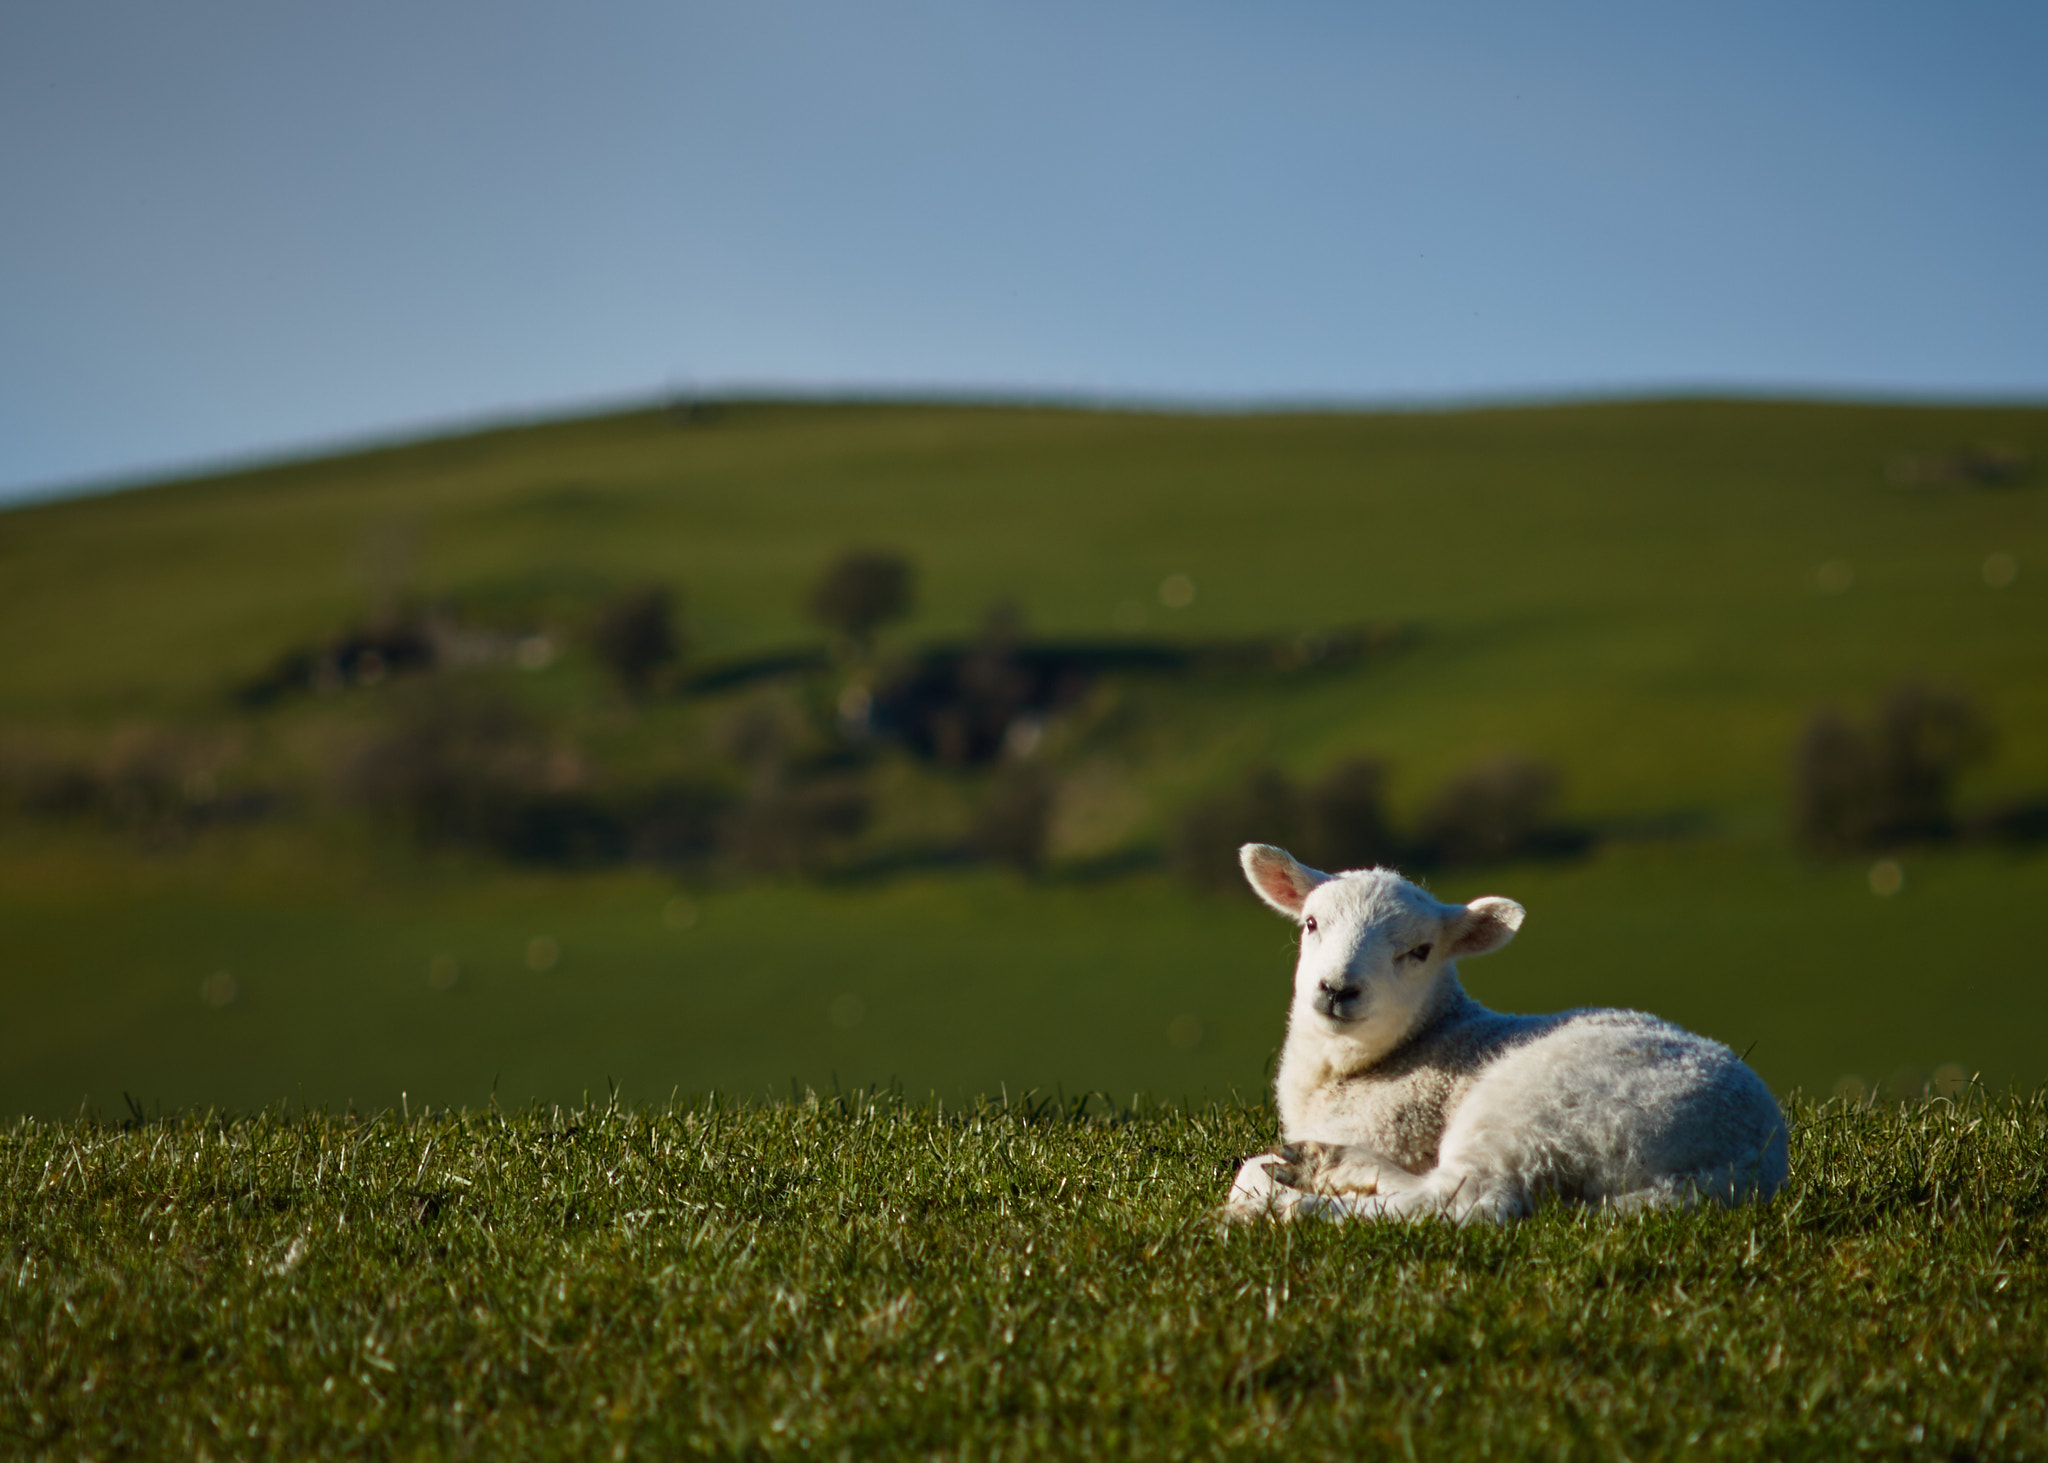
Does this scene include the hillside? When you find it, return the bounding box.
[1,398,2043,1115]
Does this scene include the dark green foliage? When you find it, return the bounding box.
[725,775,873,875]
[1792,707,1877,854]
[1297,756,1399,873]
[1869,682,1994,840]
[1171,766,1298,889]
[1794,682,1993,853]
[808,550,914,651]
[233,620,438,707]
[1176,754,1567,889]
[343,685,556,849]
[4,1094,2045,1459]
[590,585,683,695]
[342,684,729,867]
[973,766,1058,875]
[1412,755,1570,869]
[0,731,272,841]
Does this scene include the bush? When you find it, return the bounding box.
[342,689,554,850]
[1297,756,1398,873]
[808,551,914,652]
[627,781,734,865]
[1412,756,1563,868]
[0,732,268,841]
[1792,707,1882,852]
[725,775,872,875]
[973,768,1058,875]
[590,587,682,696]
[1870,681,1993,840]
[1170,767,1298,891]
[344,687,733,867]
[1793,681,1992,852]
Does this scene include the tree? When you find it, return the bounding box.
[1171,766,1299,891]
[1792,707,1879,852]
[1795,682,1992,851]
[1870,682,1992,841]
[591,586,682,695]
[1413,756,1561,868]
[808,552,914,653]
[1298,756,1398,873]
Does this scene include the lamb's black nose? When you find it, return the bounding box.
[1313,981,1361,1018]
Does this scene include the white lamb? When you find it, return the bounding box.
[1223,844,1788,1224]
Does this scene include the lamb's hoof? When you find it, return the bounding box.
[1269,1139,1342,1191]
[1220,1153,1283,1219]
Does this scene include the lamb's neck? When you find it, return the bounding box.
[1275,971,1490,1131]
[1379,973,1489,1068]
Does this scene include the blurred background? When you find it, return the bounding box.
[2,2,2043,1117]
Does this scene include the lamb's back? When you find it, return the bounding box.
[1443,1008,1789,1202]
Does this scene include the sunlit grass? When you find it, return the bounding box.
[5,1092,2044,1458]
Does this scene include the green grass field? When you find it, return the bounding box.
[1,398,2044,1116]
[5,1095,2044,1459]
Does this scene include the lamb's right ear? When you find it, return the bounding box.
[1240,844,1329,921]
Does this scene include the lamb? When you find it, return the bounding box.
[1223,844,1788,1224]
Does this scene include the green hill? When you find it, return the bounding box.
[1,398,2043,1117]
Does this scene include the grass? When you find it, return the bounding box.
[5,1092,2045,1459]
[1,397,2045,1115]
[4,835,2043,1121]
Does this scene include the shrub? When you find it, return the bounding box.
[1297,756,1398,873]
[1170,766,1298,891]
[1412,756,1562,868]
[713,692,807,773]
[1869,681,1992,840]
[590,587,683,696]
[725,775,872,875]
[627,781,735,865]
[2,732,268,841]
[808,551,914,652]
[974,768,1058,875]
[342,688,555,850]
[1792,707,1882,852]
[1792,681,1992,852]
[344,687,734,868]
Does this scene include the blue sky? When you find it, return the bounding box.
[3,1,2044,502]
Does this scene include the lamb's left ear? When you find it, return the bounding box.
[1448,896,1524,958]
[1240,844,1329,921]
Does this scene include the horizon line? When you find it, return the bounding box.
[7,377,2045,512]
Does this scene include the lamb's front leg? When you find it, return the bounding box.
[1221,1141,1421,1223]
[1222,1152,1303,1220]
[1221,1149,1360,1221]
[1292,1155,1530,1225]
[1267,1140,1414,1200]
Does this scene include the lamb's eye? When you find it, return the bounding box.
[1304,916,1318,935]
[1408,943,1433,962]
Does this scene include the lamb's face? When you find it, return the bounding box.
[1239,844,1524,1063]
[1292,873,1455,1052]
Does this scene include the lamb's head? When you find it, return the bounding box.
[1240,843,1524,1062]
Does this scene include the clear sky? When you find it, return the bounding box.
[3,1,2044,503]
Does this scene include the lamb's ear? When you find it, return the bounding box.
[1240,844,1328,921]
[1448,896,1524,958]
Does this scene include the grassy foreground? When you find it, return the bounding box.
[5,1094,2044,1460]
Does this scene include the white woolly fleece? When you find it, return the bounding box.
[1225,846,1789,1224]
